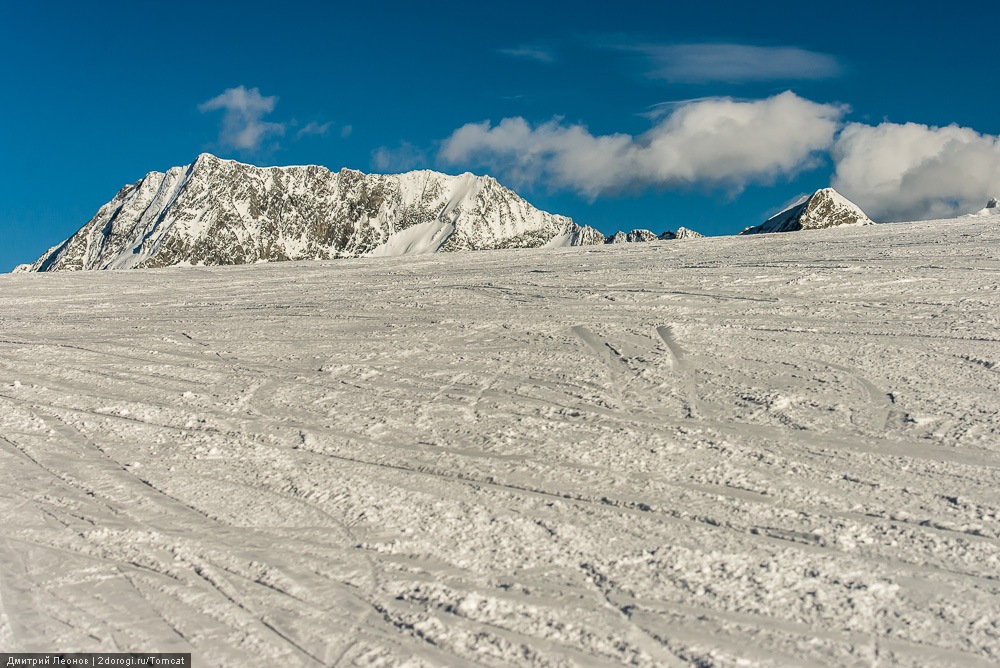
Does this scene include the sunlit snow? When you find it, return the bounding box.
[1,217,999,666]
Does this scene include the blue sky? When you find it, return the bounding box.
[2,0,998,272]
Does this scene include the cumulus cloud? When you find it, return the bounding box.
[620,43,841,83]
[439,91,846,197]
[832,122,1000,221]
[199,86,285,151]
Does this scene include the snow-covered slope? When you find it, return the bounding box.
[741,188,873,235]
[2,218,998,666]
[26,154,602,271]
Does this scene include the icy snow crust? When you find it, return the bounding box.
[2,217,1000,666]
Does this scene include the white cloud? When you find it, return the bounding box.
[832,121,1000,221]
[640,97,741,120]
[295,121,331,139]
[372,142,428,172]
[340,124,353,138]
[439,92,846,197]
[199,86,285,151]
[621,43,841,83]
[498,44,555,63]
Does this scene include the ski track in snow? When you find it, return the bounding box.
[2,218,1000,666]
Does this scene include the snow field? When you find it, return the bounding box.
[1,217,999,666]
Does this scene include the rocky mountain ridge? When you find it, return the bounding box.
[18,157,895,273]
[25,154,608,272]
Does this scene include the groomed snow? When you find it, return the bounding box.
[2,217,999,666]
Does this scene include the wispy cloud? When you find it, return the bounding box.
[640,96,750,120]
[198,86,285,152]
[618,43,842,84]
[340,124,353,138]
[440,92,846,197]
[371,142,428,172]
[295,121,331,139]
[498,44,555,63]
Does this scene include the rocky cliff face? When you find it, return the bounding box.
[27,154,603,271]
[740,188,873,235]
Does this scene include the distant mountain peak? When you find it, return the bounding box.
[968,197,1000,217]
[674,227,704,239]
[740,188,873,235]
[23,156,603,271]
[606,229,659,244]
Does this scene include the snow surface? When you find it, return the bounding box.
[2,216,1000,666]
[541,231,576,248]
[368,220,455,257]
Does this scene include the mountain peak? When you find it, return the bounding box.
[23,158,594,271]
[740,188,873,235]
[674,227,704,240]
[968,197,1000,217]
[606,229,659,244]
[191,152,237,170]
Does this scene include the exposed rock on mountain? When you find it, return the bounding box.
[674,227,703,239]
[606,229,659,244]
[26,154,603,271]
[568,226,606,246]
[969,198,1000,216]
[740,188,873,235]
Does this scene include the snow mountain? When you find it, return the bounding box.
[602,228,707,243]
[674,227,704,240]
[969,197,1000,217]
[25,154,605,271]
[740,188,873,235]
